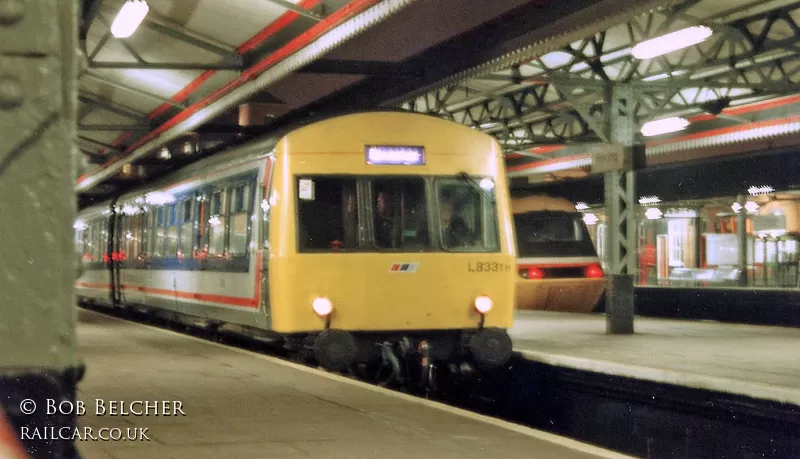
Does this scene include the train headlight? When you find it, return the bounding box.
[312,297,333,316]
[474,295,493,314]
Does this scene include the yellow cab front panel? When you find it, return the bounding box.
[266,112,516,334]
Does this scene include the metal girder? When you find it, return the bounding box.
[79,135,124,151]
[401,0,800,151]
[89,61,244,71]
[87,8,243,70]
[82,72,186,108]
[94,15,146,63]
[297,59,422,77]
[76,0,421,193]
[79,0,102,43]
[602,85,639,335]
[79,123,151,131]
[79,95,147,120]
[262,0,324,21]
[143,18,240,59]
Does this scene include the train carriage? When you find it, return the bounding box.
[75,111,516,377]
[512,194,606,313]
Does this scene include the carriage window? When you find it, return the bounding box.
[297,177,358,251]
[208,189,228,256]
[229,184,250,256]
[179,198,194,254]
[436,178,499,252]
[153,207,165,257]
[165,204,178,257]
[371,178,428,250]
[98,221,107,261]
[142,210,152,257]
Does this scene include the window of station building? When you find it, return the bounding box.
[297,177,358,252]
[179,198,195,255]
[229,183,250,256]
[371,178,429,250]
[208,189,228,256]
[436,179,499,252]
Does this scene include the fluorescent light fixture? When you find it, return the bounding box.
[631,26,713,60]
[575,202,589,211]
[641,117,690,137]
[638,196,661,205]
[111,0,150,39]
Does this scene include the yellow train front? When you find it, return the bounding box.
[268,112,516,373]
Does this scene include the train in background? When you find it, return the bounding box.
[74,111,516,388]
[511,194,606,313]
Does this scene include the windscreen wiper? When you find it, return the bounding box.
[456,171,496,203]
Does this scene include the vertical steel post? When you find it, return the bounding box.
[601,85,640,334]
[737,194,748,287]
[0,1,82,457]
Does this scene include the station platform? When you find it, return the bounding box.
[510,310,800,406]
[74,308,628,458]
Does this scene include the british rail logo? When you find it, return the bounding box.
[389,263,419,273]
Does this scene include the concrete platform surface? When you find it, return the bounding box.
[73,309,628,458]
[511,310,800,406]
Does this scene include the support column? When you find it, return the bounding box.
[737,194,748,287]
[593,85,643,335]
[0,1,82,457]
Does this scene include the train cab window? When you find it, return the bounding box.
[179,198,194,255]
[371,178,428,250]
[514,211,596,257]
[229,184,250,256]
[208,189,228,256]
[436,179,499,252]
[297,177,358,252]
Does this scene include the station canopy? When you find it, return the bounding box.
[76,0,800,204]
